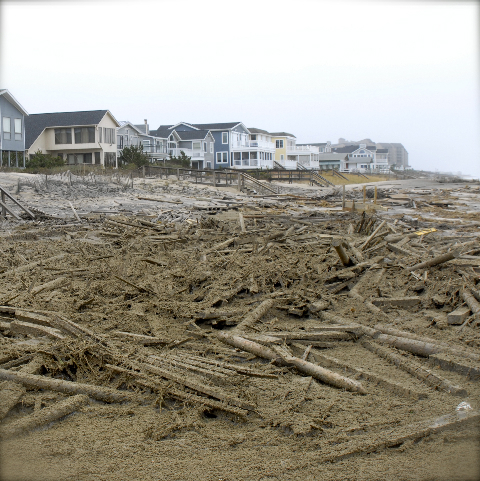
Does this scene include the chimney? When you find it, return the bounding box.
[144,119,149,135]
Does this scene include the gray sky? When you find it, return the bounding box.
[1,0,479,176]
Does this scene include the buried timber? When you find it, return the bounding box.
[0,172,479,480]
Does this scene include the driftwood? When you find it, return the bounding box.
[9,320,65,340]
[361,340,467,396]
[360,220,386,250]
[373,324,480,362]
[461,288,480,319]
[0,369,138,403]
[0,394,89,440]
[331,239,354,266]
[30,277,70,296]
[406,251,458,271]
[291,343,427,400]
[233,299,275,332]
[215,331,366,393]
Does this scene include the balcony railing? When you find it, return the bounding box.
[233,140,276,150]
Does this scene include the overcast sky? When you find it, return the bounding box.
[1,0,479,176]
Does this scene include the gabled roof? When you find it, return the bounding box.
[269,132,296,138]
[25,110,118,149]
[118,121,144,134]
[0,89,29,116]
[332,145,359,153]
[177,130,212,141]
[192,122,243,131]
[169,122,198,131]
[248,127,270,135]
[154,127,177,139]
[134,124,149,134]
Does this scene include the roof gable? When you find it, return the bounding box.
[0,89,29,116]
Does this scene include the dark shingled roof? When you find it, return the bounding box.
[332,145,359,153]
[177,130,211,141]
[155,127,176,138]
[192,122,242,130]
[377,148,389,153]
[25,110,108,149]
[248,128,270,135]
[269,132,296,138]
[308,142,327,146]
[366,146,377,151]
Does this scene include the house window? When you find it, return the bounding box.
[14,119,22,140]
[55,128,72,144]
[3,117,11,140]
[222,132,228,144]
[276,140,284,149]
[95,152,101,164]
[251,134,257,141]
[250,152,257,160]
[280,154,284,160]
[210,143,213,153]
[203,142,207,152]
[117,135,124,149]
[98,127,102,143]
[84,153,92,164]
[216,152,228,163]
[192,141,201,150]
[74,127,95,143]
[103,128,115,144]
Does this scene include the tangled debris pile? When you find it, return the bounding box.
[0,174,479,477]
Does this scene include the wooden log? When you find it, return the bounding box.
[261,331,355,342]
[0,369,137,403]
[291,344,427,400]
[406,251,458,271]
[461,288,480,319]
[320,311,378,337]
[0,394,89,440]
[30,277,70,296]
[361,340,467,396]
[68,201,82,223]
[238,212,246,232]
[9,320,65,340]
[372,324,480,362]
[113,331,169,345]
[215,331,366,393]
[205,237,236,253]
[332,239,354,266]
[360,220,386,250]
[233,299,275,332]
[14,310,52,327]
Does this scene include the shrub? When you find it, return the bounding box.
[26,150,64,169]
[119,145,149,168]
